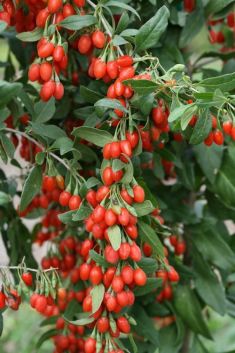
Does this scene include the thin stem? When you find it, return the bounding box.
[0,265,58,273]
[3,127,85,182]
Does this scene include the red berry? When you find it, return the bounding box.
[117,55,133,67]
[48,0,62,13]
[133,185,145,203]
[213,130,224,145]
[78,34,92,54]
[223,121,233,135]
[40,62,52,82]
[92,30,106,49]
[59,191,71,207]
[97,317,109,333]
[68,195,81,210]
[102,167,114,186]
[134,268,147,286]
[117,316,131,333]
[21,272,33,286]
[28,63,40,82]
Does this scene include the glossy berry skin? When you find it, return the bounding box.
[133,185,145,203]
[40,62,52,82]
[92,30,106,49]
[223,121,232,135]
[59,191,71,207]
[117,316,131,333]
[78,35,92,54]
[22,272,33,286]
[53,46,65,62]
[134,268,147,286]
[103,167,114,186]
[97,317,110,333]
[213,130,224,145]
[48,0,63,13]
[117,55,133,67]
[40,81,56,101]
[68,195,81,210]
[0,292,6,309]
[28,64,40,82]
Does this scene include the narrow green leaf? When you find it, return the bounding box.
[133,200,155,217]
[72,126,113,147]
[107,225,122,251]
[72,204,91,221]
[66,313,95,326]
[189,109,212,145]
[0,81,22,107]
[36,329,58,349]
[179,3,204,48]
[168,104,195,123]
[124,79,157,95]
[31,122,66,139]
[19,166,42,212]
[0,134,15,158]
[34,98,55,123]
[60,15,97,30]
[89,250,109,268]
[135,6,170,51]
[138,221,164,258]
[105,1,140,19]
[91,284,105,314]
[134,278,162,296]
[16,27,43,42]
[174,285,212,339]
[94,98,128,112]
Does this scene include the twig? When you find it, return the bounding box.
[0,265,58,273]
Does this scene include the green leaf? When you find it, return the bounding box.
[180,105,198,130]
[138,257,158,275]
[191,222,235,271]
[105,1,140,19]
[91,284,105,314]
[134,278,162,296]
[123,79,157,95]
[115,12,129,34]
[0,191,11,205]
[66,313,95,326]
[60,15,97,30]
[189,109,212,145]
[36,329,58,349]
[133,304,159,345]
[121,161,134,184]
[179,2,204,48]
[73,126,113,147]
[51,137,74,155]
[19,166,42,212]
[80,86,103,104]
[133,200,155,217]
[193,251,226,315]
[72,204,91,221]
[138,221,164,258]
[16,27,43,42]
[168,104,195,123]
[214,145,235,208]
[0,134,15,158]
[174,285,212,339]
[18,91,35,117]
[129,334,138,353]
[107,225,122,251]
[198,72,235,92]
[35,152,46,165]
[194,143,223,183]
[205,0,235,15]
[135,6,170,52]
[89,250,109,268]
[0,81,22,107]
[94,98,128,112]
[40,316,60,327]
[31,122,66,139]
[58,210,76,224]
[34,98,55,123]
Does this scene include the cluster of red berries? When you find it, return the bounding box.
[0,289,21,311]
[169,235,186,256]
[208,12,235,51]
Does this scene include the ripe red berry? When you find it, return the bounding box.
[54,82,64,100]
[117,55,133,67]
[0,292,6,309]
[213,130,224,145]
[107,61,119,79]
[40,81,56,101]
[94,59,107,79]
[112,275,124,293]
[102,167,114,186]
[59,191,71,207]
[121,265,134,285]
[168,266,180,282]
[21,272,33,286]
[105,209,117,226]
[133,185,145,203]
[78,35,92,54]
[40,62,52,82]
[68,195,81,210]
[48,0,63,13]
[117,316,131,333]
[89,266,103,285]
[28,63,40,82]
[92,30,106,49]
[97,317,110,333]
[134,268,147,286]
[223,121,232,135]
[53,45,65,62]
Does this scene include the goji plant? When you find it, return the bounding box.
[0,0,235,352]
